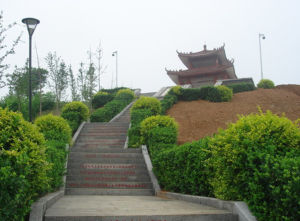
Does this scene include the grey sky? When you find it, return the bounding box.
[2,0,300,96]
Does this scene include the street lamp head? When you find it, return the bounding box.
[259,33,266,40]
[112,51,117,56]
[22,17,40,36]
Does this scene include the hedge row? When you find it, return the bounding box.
[150,110,300,221]
[0,109,73,220]
[90,89,135,122]
[161,85,233,114]
[128,97,161,148]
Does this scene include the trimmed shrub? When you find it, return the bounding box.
[92,92,114,109]
[61,101,89,133]
[130,108,154,126]
[168,86,182,96]
[0,108,50,220]
[127,125,142,148]
[100,87,128,95]
[147,127,177,149]
[257,79,275,89]
[227,83,256,93]
[90,99,129,122]
[216,85,233,102]
[115,88,135,102]
[161,94,178,115]
[35,114,72,144]
[177,88,202,101]
[45,140,67,189]
[131,96,161,115]
[199,86,222,102]
[208,110,300,220]
[152,138,212,196]
[140,115,178,146]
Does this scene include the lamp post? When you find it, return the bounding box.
[112,51,118,88]
[22,17,40,122]
[258,33,266,80]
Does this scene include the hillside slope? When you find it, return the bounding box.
[167,85,300,144]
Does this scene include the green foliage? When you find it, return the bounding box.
[0,108,50,220]
[168,86,182,96]
[92,91,114,109]
[152,138,212,196]
[61,101,89,133]
[208,110,300,220]
[160,94,178,115]
[127,125,142,148]
[147,127,177,149]
[177,88,202,101]
[257,79,275,89]
[35,114,72,144]
[177,86,222,102]
[226,83,256,93]
[90,99,130,122]
[115,88,135,102]
[199,86,222,102]
[216,85,233,102]
[100,87,128,95]
[140,115,178,146]
[45,140,67,190]
[130,108,154,126]
[131,96,161,115]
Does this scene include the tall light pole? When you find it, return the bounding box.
[22,17,40,122]
[112,51,118,88]
[259,33,266,80]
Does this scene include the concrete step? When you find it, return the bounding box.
[65,188,154,195]
[66,181,153,189]
[45,196,238,221]
[74,143,125,148]
[78,133,128,137]
[66,174,151,182]
[67,168,149,176]
[68,157,145,164]
[69,152,143,158]
[67,163,147,170]
[75,139,126,144]
[70,147,142,153]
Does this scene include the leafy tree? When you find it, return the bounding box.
[77,62,88,102]
[45,52,68,111]
[0,11,22,87]
[69,65,79,101]
[6,63,48,112]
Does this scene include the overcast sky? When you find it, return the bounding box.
[1,0,300,96]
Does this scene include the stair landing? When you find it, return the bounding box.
[45,195,237,221]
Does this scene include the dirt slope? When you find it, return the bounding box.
[167,85,300,144]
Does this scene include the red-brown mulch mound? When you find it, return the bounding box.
[167,84,300,144]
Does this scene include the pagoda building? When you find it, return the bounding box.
[166,44,237,87]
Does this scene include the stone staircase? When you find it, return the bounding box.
[44,103,239,221]
[65,107,154,196]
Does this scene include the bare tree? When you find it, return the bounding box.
[0,11,22,87]
[95,42,107,91]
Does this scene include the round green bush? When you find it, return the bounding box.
[257,79,275,89]
[115,88,135,101]
[92,92,114,109]
[0,108,50,220]
[168,86,182,96]
[140,115,178,146]
[35,114,72,144]
[216,85,233,102]
[208,110,300,220]
[61,101,89,133]
[131,96,161,115]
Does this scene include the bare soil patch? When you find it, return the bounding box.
[167,85,300,144]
